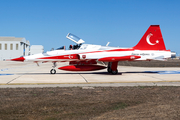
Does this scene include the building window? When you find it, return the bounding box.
[10,44,13,50]
[5,44,7,50]
[0,44,1,50]
[16,44,18,50]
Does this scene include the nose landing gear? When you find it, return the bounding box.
[50,62,57,74]
[50,69,56,74]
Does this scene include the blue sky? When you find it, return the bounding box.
[0,0,180,55]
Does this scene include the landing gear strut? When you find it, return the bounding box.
[107,68,112,73]
[107,62,119,75]
[107,62,112,73]
[50,62,57,74]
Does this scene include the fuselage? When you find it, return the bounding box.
[23,46,171,62]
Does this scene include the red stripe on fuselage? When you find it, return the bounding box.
[38,54,80,60]
[37,48,170,60]
[78,48,170,55]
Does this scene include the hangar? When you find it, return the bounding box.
[0,37,30,60]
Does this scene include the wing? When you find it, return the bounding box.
[98,55,141,62]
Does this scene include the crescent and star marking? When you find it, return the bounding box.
[146,33,159,45]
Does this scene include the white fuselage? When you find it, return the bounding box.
[24,44,171,62]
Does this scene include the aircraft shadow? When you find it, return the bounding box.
[15,71,160,76]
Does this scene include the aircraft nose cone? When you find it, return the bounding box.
[11,57,25,62]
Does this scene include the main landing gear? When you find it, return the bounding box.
[111,69,118,75]
[108,68,118,75]
[50,62,57,74]
[107,62,119,75]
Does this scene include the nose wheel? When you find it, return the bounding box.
[50,69,56,74]
[50,62,57,74]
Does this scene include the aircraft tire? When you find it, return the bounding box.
[50,69,56,74]
[107,68,112,73]
[112,70,118,75]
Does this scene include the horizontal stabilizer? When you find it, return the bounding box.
[153,56,166,61]
[98,55,141,62]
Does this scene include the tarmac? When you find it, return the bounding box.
[1,61,180,88]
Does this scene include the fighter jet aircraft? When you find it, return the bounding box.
[10,25,173,74]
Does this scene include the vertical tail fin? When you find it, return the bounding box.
[133,25,166,50]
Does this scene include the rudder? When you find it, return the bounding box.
[133,25,166,50]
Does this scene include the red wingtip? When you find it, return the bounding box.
[11,57,25,62]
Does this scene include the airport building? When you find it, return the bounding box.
[0,37,30,60]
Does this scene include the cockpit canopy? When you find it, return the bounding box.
[66,33,85,45]
[54,33,118,51]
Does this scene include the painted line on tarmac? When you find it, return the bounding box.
[0,68,9,71]
[1,82,180,88]
[158,71,180,74]
[79,74,88,83]
[144,70,180,74]
[0,74,14,76]
[1,80,180,85]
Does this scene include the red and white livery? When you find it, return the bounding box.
[10,25,173,74]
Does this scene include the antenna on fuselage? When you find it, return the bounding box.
[106,42,110,46]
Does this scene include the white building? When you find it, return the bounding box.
[0,37,30,60]
[30,45,44,55]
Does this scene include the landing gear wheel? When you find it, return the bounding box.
[107,68,112,73]
[112,70,118,75]
[50,69,56,74]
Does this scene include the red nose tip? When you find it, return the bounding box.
[11,57,25,62]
